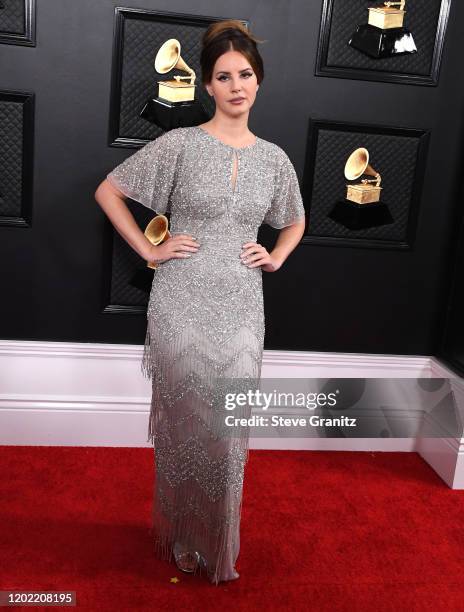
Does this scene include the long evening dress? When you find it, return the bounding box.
[106,125,305,584]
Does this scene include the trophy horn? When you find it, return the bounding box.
[144,214,171,270]
[344,147,381,187]
[154,38,196,84]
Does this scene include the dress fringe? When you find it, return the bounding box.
[148,481,245,585]
[141,316,260,584]
[141,323,157,445]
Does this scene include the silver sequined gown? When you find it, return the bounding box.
[107,125,305,584]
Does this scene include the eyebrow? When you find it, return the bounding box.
[215,68,253,75]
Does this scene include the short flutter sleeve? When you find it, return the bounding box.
[263,152,306,229]
[106,128,184,214]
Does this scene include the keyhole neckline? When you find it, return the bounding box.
[195,125,260,151]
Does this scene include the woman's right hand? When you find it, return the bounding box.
[146,233,200,265]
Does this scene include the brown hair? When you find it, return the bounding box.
[200,20,265,86]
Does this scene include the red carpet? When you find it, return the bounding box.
[0,446,463,610]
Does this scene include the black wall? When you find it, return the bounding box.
[1,0,463,363]
[438,168,464,375]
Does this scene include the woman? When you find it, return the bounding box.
[95,20,306,585]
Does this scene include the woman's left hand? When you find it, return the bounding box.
[240,242,282,273]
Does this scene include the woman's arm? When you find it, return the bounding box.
[241,216,306,273]
[268,218,306,270]
[95,179,154,261]
[94,179,199,264]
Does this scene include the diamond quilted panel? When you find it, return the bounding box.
[117,13,216,142]
[0,99,25,217]
[325,0,445,75]
[0,0,25,35]
[109,201,152,308]
[307,125,424,243]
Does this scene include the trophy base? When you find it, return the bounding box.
[140,98,209,130]
[328,200,394,230]
[348,24,417,59]
[129,267,154,294]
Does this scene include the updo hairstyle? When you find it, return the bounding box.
[200,20,265,86]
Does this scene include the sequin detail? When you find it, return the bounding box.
[106,125,305,585]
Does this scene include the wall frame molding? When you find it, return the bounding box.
[315,0,452,86]
[0,89,34,228]
[0,0,36,46]
[107,7,246,148]
[301,118,430,250]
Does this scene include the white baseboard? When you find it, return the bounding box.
[0,340,462,488]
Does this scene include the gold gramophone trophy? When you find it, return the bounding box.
[328,147,394,230]
[155,38,196,102]
[144,213,171,270]
[140,38,208,130]
[345,147,382,204]
[129,214,171,293]
[348,0,417,59]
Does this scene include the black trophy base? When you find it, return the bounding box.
[140,98,209,131]
[348,24,417,59]
[328,200,394,230]
[130,267,154,294]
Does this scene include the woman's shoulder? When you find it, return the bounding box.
[139,127,189,159]
[151,126,189,146]
[256,136,295,170]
